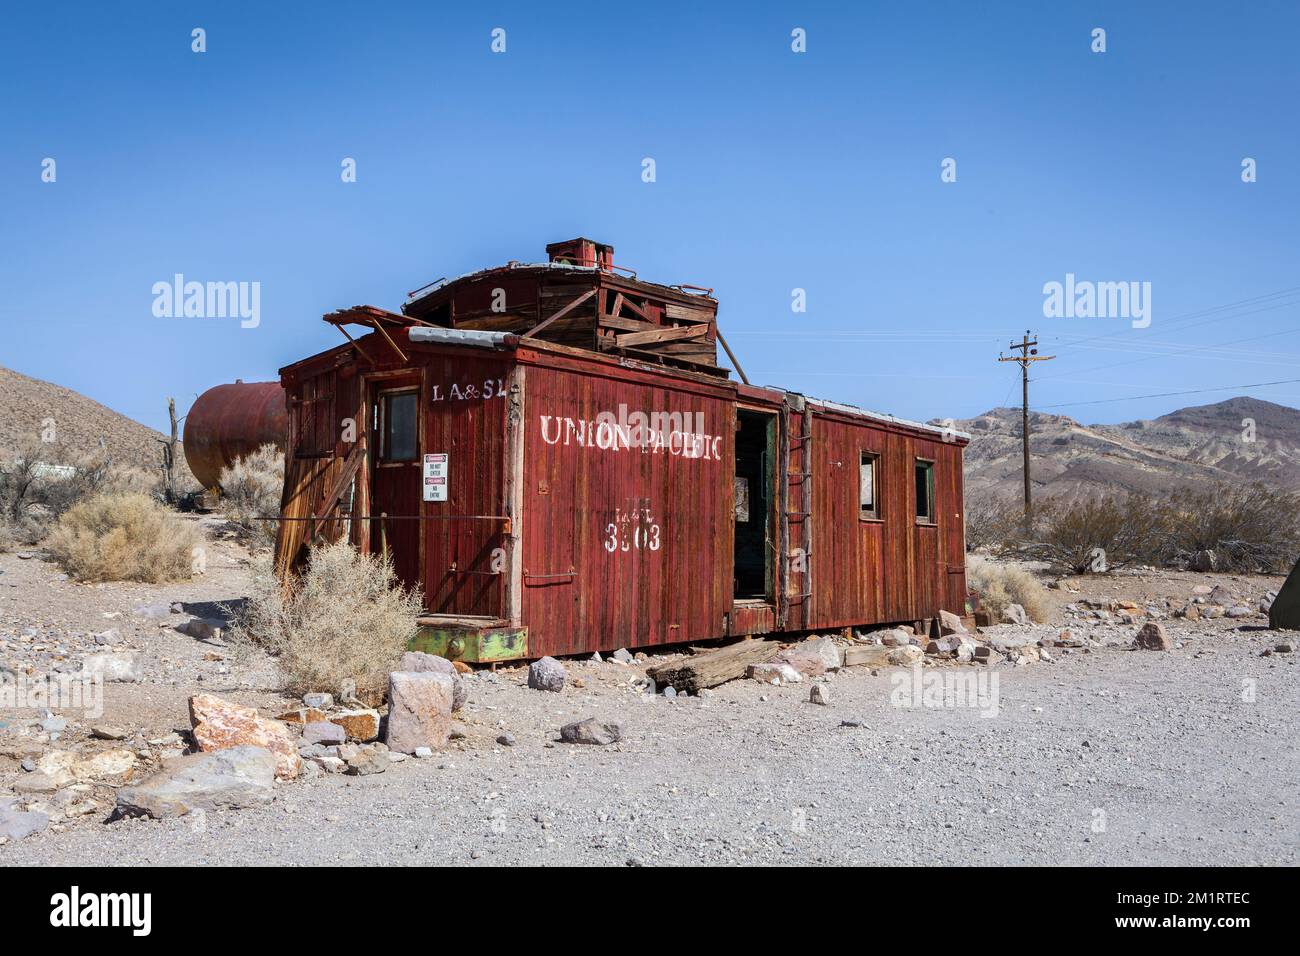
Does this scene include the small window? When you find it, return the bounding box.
[915,459,935,523]
[381,391,418,462]
[859,452,879,519]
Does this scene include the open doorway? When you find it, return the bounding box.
[734,409,776,600]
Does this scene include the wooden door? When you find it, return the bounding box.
[370,377,422,592]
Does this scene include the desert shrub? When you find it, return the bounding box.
[1027,492,1165,573]
[964,493,1024,553]
[966,555,1049,622]
[218,444,284,545]
[226,539,422,699]
[1157,482,1300,573]
[46,492,203,582]
[0,442,161,547]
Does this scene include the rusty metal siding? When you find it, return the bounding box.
[518,351,735,658]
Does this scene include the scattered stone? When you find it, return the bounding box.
[746,661,802,684]
[413,747,434,759]
[1203,605,1225,619]
[12,773,61,794]
[1191,584,1213,595]
[662,685,676,699]
[1000,604,1029,626]
[496,733,516,747]
[131,602,172,620]
[1189,550,1218,572]
[590,652,602,663]
[303,692,334,710]
[809,683,831,706]
[1208,585,1237,606]
[116,745,277,819]
[451,660,473,674]
[560,718,622,746]
[385,671,454,754]
[839,718,863,728]
[176,617,225,641]
[0,797,49,841]
[1225,605,1254,619]
[34,749,137,786]
[398,651,467,711]
[1134,622,1172,651]
[887,645,925,666]
[329,709,381,742]
[303,721,346,746]
[275,707,328,726]
[91,724,129,741]
[528,656,567,692]
[92,629,118,646]
[938,609,965,635]
[772,637,841,676]
[1275,642,1294,654]
[344,746,388,776]
[40,714,68,735]
[880,627,913,647]
[310,755,347,774]
[189,693,302,780]
[611,648,634,665]
[80,651,142,683]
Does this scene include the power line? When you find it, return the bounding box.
[1035,377,1300,410]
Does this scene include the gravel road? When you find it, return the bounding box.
[5,613,1295,866]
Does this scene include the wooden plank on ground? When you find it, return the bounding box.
[647,638,780,693]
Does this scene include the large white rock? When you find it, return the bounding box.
[397,651,466,711]
[385,671,455,754]
[116,746,278,819]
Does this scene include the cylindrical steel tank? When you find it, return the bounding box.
[183,381,288,489]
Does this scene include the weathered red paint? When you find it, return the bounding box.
[274,241,970,660]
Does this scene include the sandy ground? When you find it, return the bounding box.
[1,523,1296,866]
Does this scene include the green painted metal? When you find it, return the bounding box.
[409,625,528,663]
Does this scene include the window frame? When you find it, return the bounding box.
[859,450,881,522]
[377,388,420,464]
[914,457,936,525]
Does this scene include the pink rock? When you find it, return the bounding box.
[189,693,302,780]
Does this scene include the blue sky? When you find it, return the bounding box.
[2,1,1298,433]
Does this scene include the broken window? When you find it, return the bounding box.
[915,459,935,523]
[860,452,879,519]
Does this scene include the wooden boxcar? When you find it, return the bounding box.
[274,239,971,662]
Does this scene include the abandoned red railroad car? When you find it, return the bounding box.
[274,238,971,662]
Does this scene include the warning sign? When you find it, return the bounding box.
[423,453,448,502]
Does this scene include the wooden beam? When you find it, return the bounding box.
[312,443,366,523]
[620,297,650,321]
[715,326,750,384]
[523,287,596,339]
[615,324,709,348]
[370,318,409,363]
[333,322,376,365]
[598,313,659,333]
[646,639,780,693]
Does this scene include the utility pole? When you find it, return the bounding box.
[998,331,1054,525]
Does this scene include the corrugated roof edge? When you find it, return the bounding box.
[805,397,972,443]
[408,327,518,349]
